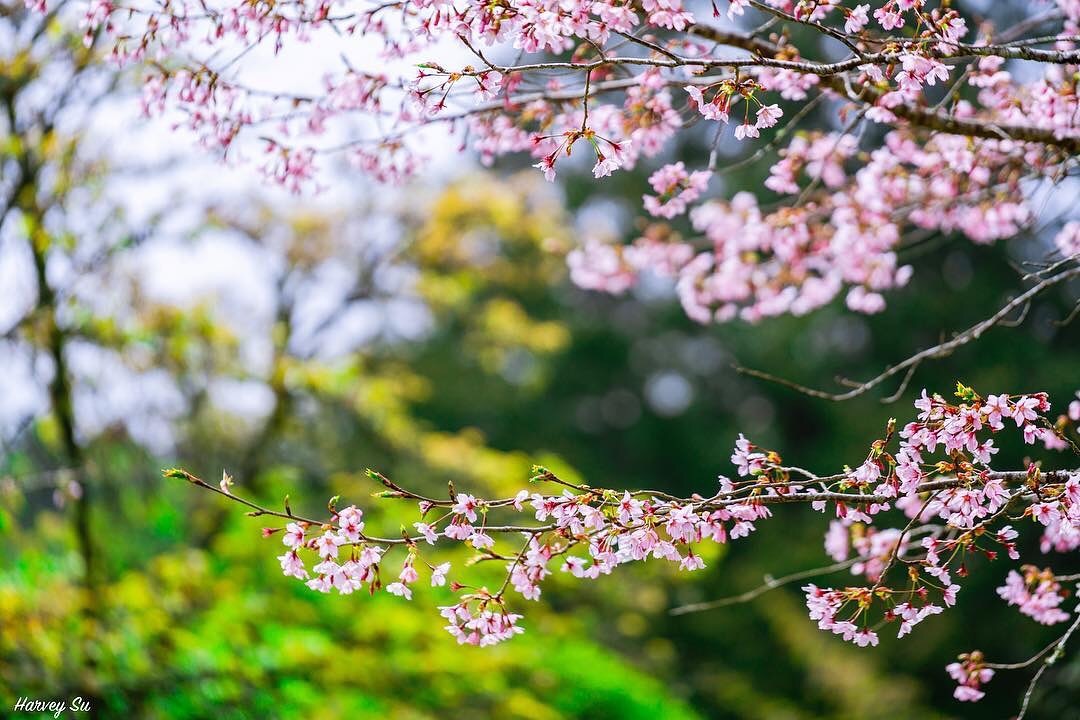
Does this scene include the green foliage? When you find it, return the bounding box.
[1,507,703,719]
[3,160,1078,720]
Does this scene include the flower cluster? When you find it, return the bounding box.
[799,387,1080,661]
[643,162,711,219]
[177,383,1079,697]
[259,462,786,646]
[571,118,1065,323]
[996,566,1072,626]
[41,0,1080,325]
[440,597,525,646]
[946,651,995,702]
[684,82,784,141]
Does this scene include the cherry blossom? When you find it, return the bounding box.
[171,382,1080,691]
[844,4,870,33]
[47,0,1080,703]
[282,522,305,549]
[997,566,1071,625]
[42,0,1079,326]
[431,562,450,587]
[643,162,712,219]
[947,652,994,702]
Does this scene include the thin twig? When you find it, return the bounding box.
[1015,606,1080,720]
[736,264,1080,402]
[669,558,858,615]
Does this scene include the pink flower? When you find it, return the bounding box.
[734,122,760,140]
[845,4,870,33]
[306,574,333,593]
[617,491,644,524]
[533,155,556,182]
[914,389,936,418]
[431,562,450,587]
[452,493,481,522]
[314,531,343,559]
[853,629,879,647]
[444,522,474,541]
[282,522,305,549]
[824,520,849,561]
[972,439,998,466]
[694,94,730,123]
[684,85,705,106]
[414,522,439,545]
[874,7,904,30]
[562,556,587,577]
[470,530,495,550]
[439,603,524,646]
[278,550,308,580]
[399,564,419,585]
[846,287,886,314]
[337,505,365,542]
[1010,396,1039,426]
[592,155,621,178]
[643,162,711,218]
[386,581,412,600]
[1031,502,1060,526]
[997,568,1070,625]
[567,239,636,294]
[754,104,783,129]
[730,434,767,477]
[947,655,994,702]
[983,394,1010,429]
[1065,476,1080,505]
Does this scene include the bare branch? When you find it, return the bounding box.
[736,263,1080,402]
[1015,607,1080,720]
[669,558,858,615]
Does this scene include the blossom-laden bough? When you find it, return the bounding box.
[171,384,1080,714]
[38,0,1080,325]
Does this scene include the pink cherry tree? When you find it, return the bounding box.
[54,0,1080,324]
[170,382,1080,714]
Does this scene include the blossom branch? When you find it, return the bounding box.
[169,380,1080,715]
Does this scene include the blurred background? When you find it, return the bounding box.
[1,1,1079,717]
